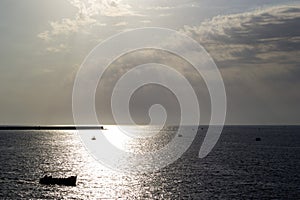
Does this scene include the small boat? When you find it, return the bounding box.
[91,136,96,140]
[255,137,261,141]
[39,175,77,186]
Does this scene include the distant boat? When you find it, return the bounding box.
[39,175,77,186]
[178,134,183,137]
[255,137,261,141]
[91,136,96,140]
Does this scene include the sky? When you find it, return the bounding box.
[0,0,299,125]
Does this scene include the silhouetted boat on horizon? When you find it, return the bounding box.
[255,137,261,141]
[39,175,77,186]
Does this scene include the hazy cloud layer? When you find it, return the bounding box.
[95,4,300,124]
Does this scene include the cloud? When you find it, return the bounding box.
[46,44,68,53]
[159,13,172,17]
[145,6,176,10]
[181,5,300,64]
[55,17,96,33]
[38,0,141,42]
[37,31,51,41]
[145,3,200,11]
[114,21,128,26]
[93,4,300,93]
[69,0,141,17]
[140,20,151,24]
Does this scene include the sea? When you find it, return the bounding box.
[0,126,299,199]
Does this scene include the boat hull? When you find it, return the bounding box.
[39,175,77,186]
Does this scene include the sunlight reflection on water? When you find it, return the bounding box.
[0,126,299,199]
[30,127,186,199]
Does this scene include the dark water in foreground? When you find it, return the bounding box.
[0,126,299,199]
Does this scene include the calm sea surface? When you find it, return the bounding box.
[0,126,299,199]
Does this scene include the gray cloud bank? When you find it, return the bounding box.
[181,5,300,124]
